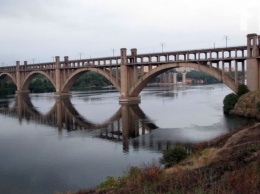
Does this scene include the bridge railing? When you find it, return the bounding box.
[0,66,16,72]
[0,45,248,72]
[20,62,56,71]
[130,46,247,65]
[59,56,121,68]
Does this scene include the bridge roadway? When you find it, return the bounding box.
[0,33,260,103]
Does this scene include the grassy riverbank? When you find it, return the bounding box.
[57,122,260,194]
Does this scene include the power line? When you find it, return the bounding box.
[223,35,230,48]
[111,49,115,57]
[160,43,165,52]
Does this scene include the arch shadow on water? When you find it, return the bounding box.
[0,94,158,152]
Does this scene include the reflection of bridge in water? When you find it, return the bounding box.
[0,94,170,152]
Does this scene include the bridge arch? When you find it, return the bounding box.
[129,62,237,97]
[21,71,56,92]
[61,67,121,93]
[0,73,17,86]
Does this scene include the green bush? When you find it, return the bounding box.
[160,145,188,168]
[236,84,250,98]
[97,176,119,190]
[223,93,239,114]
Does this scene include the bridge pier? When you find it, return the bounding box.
[247,34,260,91]
[119,96,141,104]
[16,90,30,95]
[54,92,70,98]
[173,72,177,84]
[119,48,141,104]
[182,72,187,84]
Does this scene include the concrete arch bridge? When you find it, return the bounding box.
[0,33,260,103]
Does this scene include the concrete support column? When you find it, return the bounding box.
[182,72,187,85]
[141,65,144,75]
[16,61,21,91]
[55,56,69,97]
[168,72,171,83]
[119,48,140,104]
[64,56,69,67]
[109,67,113,78]
[148,65,152,72]
[242,61,245,84]
[173,72,177,84]
[133,66,138,83]
[131,48,137,63]
[222,61,225,82]
[246,33,260,90]
[116,66,119,84]
[209,61,212,69]
[235,60,238,86]
[55,56,61,94]
[120,48,128,99]
[15,61,29,94]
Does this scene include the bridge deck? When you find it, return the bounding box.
[0,45,247,72]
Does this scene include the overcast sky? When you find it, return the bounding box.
[0,0,259,65]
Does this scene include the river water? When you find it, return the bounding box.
[0,84,253,194]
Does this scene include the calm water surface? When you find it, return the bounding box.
[0,84,253,194]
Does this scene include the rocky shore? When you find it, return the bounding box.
[230,90,260,119]
[57,121,260,194]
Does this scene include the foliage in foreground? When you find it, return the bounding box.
[57,123,260,194]
[93,126,260,194]
[223,93,239,113]
[236,84,250,98]
[94,159,260,194]
[223,84,249,114]
[160,145,188,168]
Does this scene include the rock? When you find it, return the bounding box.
[230,90,260,119]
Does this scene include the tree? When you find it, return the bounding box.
[223,93,239,114]
[236,84,249,98]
